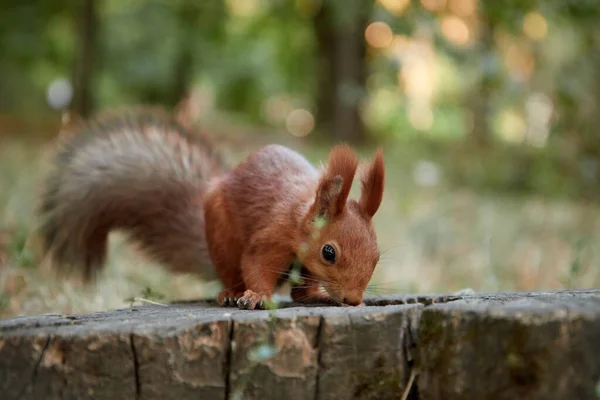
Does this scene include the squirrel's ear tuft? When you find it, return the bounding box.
[313,175,343,218]
[324,144,359,214]
[359,149,385,219]
[308,144,358,220]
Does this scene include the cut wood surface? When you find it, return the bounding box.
[1,290,599,400]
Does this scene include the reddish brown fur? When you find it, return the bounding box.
[204,143,385,309]
[41,104,386,310]
[320,144,359,216]
[359,149,385,218]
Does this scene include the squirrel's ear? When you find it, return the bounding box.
[309,144,358,219]
[359,149,385,219]
[313,175,344,217]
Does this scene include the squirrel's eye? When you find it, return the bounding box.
[321,244,336,264]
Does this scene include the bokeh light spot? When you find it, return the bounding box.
[523,12,548,41]
[448,0,476,17]
[378,0,411,16]
[441,15,470,46]
[504,44,535,81]
[365,22,394,49]
[286,109,315,137]
[408,105,434,131]
[46,78,73,110]
[497,108,526,143]
[420,0,446,13]
[226,0,261,18]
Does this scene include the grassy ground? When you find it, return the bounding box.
[1,122,599,318]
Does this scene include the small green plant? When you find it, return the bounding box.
[3,223,38,269]
[125,286,168,307]
[288,259,305,287]
[248,343,277,363]
[563,237,590,289]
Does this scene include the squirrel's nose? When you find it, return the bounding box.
[342,296,363,306]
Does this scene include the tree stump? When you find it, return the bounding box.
[1,290,599,400]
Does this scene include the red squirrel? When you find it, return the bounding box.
[40,106,385,310]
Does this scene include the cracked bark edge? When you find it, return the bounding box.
[227,310,321,400]
[29,335,50,398]
[224,318,235,400]
[16,335,50,399]
[402,308,420,400]
[130,334,140,399]
[313,315,325,400]
[168,294,464,309]
[362,294,464,307]
[3,290,599,400]
[314,305,421,400]
[131,320,230,400]
[0,334,50,400]
[416,296,600,400]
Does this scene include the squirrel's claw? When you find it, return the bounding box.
[236,298,251,309]
[236,290,267,310]
[218,290,243,307]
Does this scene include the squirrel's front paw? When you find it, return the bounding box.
[236,290,267,310]
[218,290,244,307]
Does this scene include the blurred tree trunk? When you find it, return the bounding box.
[466,16,495,149]
[167,2,198,107]
[314,6,335,138]
[313,0,369,144]
[574,33,600,197]
[169,49,194,107]
[72,0,97,118]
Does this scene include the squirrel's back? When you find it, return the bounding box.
[220,145,318,236]
[40,107,226,280]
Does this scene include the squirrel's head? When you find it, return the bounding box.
[297,144,385,306]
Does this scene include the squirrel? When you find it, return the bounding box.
[39,105,385,310]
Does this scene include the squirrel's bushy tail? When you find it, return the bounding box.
[39,107,226,281]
